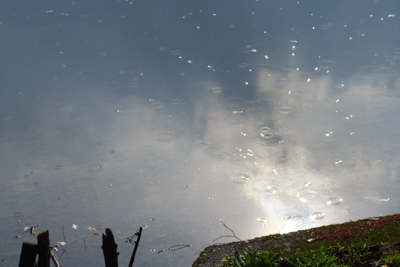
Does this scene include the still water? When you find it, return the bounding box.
[1,0,400,266]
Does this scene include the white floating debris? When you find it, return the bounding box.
[307,237,322,243]
[57,242,66,246]
[72,224,78,229]
[379,198,391,202]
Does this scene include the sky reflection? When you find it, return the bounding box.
[1,1,400,266]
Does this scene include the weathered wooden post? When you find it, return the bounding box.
[102,228,119,267]
[18,242,37,267]
[37,230,50,267]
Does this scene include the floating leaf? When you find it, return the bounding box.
[88,227,96,232]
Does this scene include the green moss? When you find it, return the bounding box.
[193,213,400,267]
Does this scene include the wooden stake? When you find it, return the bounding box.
[18,242,38,267]
[102,228,119,267]
[37,230,50,267]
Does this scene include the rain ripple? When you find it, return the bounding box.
[317,60,337,69]
[253,179,282,193]
[327,197,342,205]
[258,127,275,140]
[255,147,279,158]
[231,174,252,184]
[157,133,173,142]
[296,190,319,202]
[311,212,325,219]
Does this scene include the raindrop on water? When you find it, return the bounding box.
[327,197,342,205]
[318,60,337,69]
[211,87,223,94]
[259,127,274,140]
[157,133,173,142]
[311,212,325,219]
[231,174,251,184]
[255,147,278,158]
[257,217,267,223]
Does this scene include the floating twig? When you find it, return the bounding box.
[168,244,191,254]
[278,220,287,234]
[49,247,62,267]
[16,225,40,238]
[213,220,242,242]
[61,225,68,259]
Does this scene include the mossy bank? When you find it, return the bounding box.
[192,213,400,267]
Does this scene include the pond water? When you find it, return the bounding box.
[1,0,400,266]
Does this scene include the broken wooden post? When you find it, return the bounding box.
[18,242,38,267]
[102,228,119,267]
[37,230,50,267]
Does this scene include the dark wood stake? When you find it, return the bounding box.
[128,227,143,267]
[18,242,38,267]
[102,228,119,267]
[37,230,50,267]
